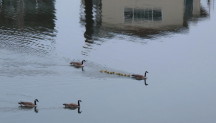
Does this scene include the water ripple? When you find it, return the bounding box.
[0,0,56,56]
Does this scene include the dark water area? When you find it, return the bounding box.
[0,0,216,123]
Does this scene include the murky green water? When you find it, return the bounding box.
[0,0,216,123]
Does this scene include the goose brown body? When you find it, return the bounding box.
[18,99,39,107]
[63,100,81,109]
[131,71,148,80]
[70,60,86,67]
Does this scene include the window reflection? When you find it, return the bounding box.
[124,8,162,23]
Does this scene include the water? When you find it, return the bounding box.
[0,0,216,123]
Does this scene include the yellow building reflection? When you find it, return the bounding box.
[82,0,208,40]
[101,0,202,29]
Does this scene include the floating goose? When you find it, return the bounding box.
[18,99,39,107]
[63,100,82,109]
[70,60,86,68]
[131,71,148,80]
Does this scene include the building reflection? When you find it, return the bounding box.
[0,0,56,54]
[81,0,208,42]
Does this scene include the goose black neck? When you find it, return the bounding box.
[34,100,37,105]
[81,60,85,64]
[144,72,147,77]
[78,100,80,106]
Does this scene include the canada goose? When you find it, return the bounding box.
[70,60,86,68]
[131,71,148,80]
[63,100,82,109]
[18,99,39,107]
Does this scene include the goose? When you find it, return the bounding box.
[131,71,148,80]
[18,99,39,107]
[70,60,86,68]
[111,72,115,74]
[63,100,82,109]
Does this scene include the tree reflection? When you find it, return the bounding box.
[84,0,94,43]
[0,0,56,54]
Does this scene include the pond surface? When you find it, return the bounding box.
[0,0,216,123]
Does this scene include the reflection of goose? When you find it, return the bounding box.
[144,79,148,86]
[63,100,82,109]
[131,71,148,80]
[18,99,39,108]
[19,106,39,113]
[78,107,82,114]
[64,107,82,114]
[70,60,86,68]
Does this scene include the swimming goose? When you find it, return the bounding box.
[70,60,86,68]
[63,100,82,109]
[131,71,148,80]
[18,99,39,107]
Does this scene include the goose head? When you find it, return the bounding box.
[81,60,86,64]
[144,71,148,77]
[34,99,39,105]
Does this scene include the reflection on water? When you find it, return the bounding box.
[0,106,38,113]
[0,0,56,55]
[81,0,102,43]
[144,79,148,86]
[81,0,208,42]
[0,0,215,123]
[64,107,82,114]
[18,106,38,113]
[0,106,83,114]
[80,0,210,56]
[0,0,211,56]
